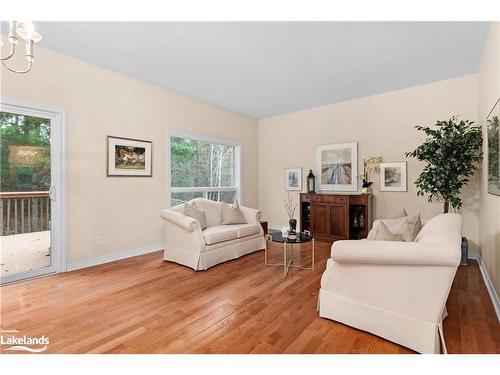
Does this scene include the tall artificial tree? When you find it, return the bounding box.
[405,117,482,213]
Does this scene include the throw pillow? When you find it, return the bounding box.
[369,217,412,241]
[221,200,247,225]
[408,213,422,241]
[372,221,400,241]
[184,202,208,230]
[391,208,408,219]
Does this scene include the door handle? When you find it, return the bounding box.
[49,185,56,201]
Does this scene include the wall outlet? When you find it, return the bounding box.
[95,235,104,245]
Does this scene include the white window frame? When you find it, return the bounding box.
[166,129,242,208]
[0,97,67,284]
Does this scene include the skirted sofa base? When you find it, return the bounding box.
[164,234,264,271]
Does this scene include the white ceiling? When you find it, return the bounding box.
[7,22,491,118]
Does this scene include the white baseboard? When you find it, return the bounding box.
[66,243,164,272]
[468,250,500,323]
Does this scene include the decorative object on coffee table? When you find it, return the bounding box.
[285,168,302,191]
[284,193,298,237]
[380,162,407,192]
[316,142,358,192]
[265,230,314,278]
[306,169,316,194]
[487,98,500,196]
[405,117,482,212]
[360,156,382,194]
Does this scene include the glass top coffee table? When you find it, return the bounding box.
[265,230,315,277]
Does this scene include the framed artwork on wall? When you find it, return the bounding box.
[106,135,153,177]
[316,142,358,192]
[380,162,407,192]
[285,168,302,191]
[487,98,500,196]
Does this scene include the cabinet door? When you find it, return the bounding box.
[311,204,330,236]
[330,204,348,239]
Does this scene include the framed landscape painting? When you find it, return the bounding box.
[285,168,302,191]
[487,98,500,196]
[380,162,407,192]
[316,142,357,192]
[106,136,153,177]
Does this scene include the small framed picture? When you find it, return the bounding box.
[285,168,302,191]
[106,136,153,177]
[380,162,407,192]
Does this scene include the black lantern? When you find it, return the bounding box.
[307,170,316,194]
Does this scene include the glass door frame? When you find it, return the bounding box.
[0,97,67,284]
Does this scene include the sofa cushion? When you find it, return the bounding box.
[202,225,239,245]
[236,223,261,238]
[221,200,247,225]
[184,202,208,230]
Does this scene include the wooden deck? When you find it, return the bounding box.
[0,230,50,276]
[0,241,499,354]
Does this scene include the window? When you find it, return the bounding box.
[167,131,241,207]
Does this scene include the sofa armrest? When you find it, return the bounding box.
[239,206,262,225]
[331,240,460,267]
[159,209,200,232]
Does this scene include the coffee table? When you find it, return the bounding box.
[265,230,315,277]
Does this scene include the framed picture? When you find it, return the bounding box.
[487,98,500,196]
[380,162,407,192]
[106,136,153,177]
[285,168,302,191]
[316,142,358,192]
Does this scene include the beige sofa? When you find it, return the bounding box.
[318,213,462,354]
[160,198,265,270]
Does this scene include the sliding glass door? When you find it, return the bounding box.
[0,99,66,284]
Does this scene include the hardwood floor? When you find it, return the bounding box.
[1,241,499,354]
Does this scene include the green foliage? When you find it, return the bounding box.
[405,117,482,213]
[0,112,51,192]
[170,136,235,204]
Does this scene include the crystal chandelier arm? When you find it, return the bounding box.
[1,59,32,74]
[0,43,16,61]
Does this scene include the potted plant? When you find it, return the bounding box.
[405,117,482,213]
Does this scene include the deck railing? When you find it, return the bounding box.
[0,191,50,236]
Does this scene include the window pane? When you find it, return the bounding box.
[170,136,235,188]
[1,112,51,193]
[171,191,205,206]
[206,190,236,204]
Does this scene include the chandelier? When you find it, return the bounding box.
[1,21,42,74]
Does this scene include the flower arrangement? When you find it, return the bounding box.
[360,156,382,193]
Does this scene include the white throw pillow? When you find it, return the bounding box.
[369,217,412,241]
[371,221,400,241]
[221,200,247,225]
[184,202,208,230]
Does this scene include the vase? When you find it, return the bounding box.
[289,218,297,234]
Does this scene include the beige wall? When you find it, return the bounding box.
[478,22,500,296]
[0,45,259,264]
[258,75,480,248]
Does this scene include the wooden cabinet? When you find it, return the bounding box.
[300,193,373,243]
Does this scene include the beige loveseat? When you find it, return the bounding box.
[160,198,265,270]
[318,213,462,354]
